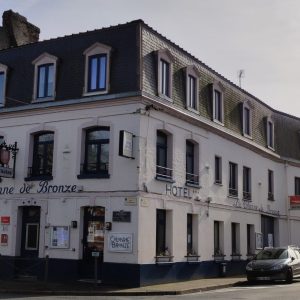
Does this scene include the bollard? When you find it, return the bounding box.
[94,255,98,287]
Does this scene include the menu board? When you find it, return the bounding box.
[50,226,70,249]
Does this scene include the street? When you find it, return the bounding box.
[1,281,300,300]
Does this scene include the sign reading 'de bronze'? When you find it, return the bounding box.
[0,181,82,195]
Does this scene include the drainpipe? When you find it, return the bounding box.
[284,161,291,245]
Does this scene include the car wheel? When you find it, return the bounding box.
[285,268,293,284]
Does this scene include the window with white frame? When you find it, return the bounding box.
[186,140,199,186]
[185,66,200,111]
[83,43,112,96]
[32,53,58,101]
[229,162,238,197]
[212,83,224,124]
[214,220,224,256]
[266,117,274,149]
[243,166,251,200]
[0,63,8,106]
[268,169,274,200]
[215,156,222,184]
[231,222,240,256]
[242,102,252,137]
[295,177,300,195]
[157,49,173,100]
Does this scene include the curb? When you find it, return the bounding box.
[0,281,245,296]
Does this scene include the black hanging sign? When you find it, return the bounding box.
[112,211,131,222]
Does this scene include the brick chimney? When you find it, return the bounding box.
[0,10,40,50]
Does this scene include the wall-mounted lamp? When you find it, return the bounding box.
[205,163,210,170]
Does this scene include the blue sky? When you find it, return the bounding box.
[2,0,300,116]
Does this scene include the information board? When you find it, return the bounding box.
[50,226,70,249]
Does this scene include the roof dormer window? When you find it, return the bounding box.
[185,65,200,112]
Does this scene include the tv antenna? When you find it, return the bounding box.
[237,69,245,88]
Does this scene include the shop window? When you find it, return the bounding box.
[156,130,173,181]
[247,224,255,256]
[78,127,110,179]
[27,131,54,180]
[32,53,58,102]
[186,140,199,186]
[214,220,224,256]
[242,102,252,137]
[187,214,198,257]
[0,63,8,106]
[231,222,240,257]
[83,43,112,96]
[243,166,251,200]
[295,177,300,195]
[268,169,274,200]
[229,162,238,197]
[215,156,222,184]
[156,209,172,259]
[156,49,173,101]
[185,65,200,111]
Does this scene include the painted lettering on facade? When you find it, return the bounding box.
[166,184,191,199]
[108,233,133,253]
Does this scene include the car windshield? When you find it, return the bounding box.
[255,249,288,260]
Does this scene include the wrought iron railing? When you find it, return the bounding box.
[228,188,238,197]
[156,165,173,180]
[80,162,109,174]
[243,191,252,201]
[268,192,274,201]
[27,166,52,177]
[186,172,199,185]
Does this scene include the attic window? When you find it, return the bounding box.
[266,117,275,150]
[83,43,112,96]
[0,64,8,107]
[242,101,253,138]
[32,53,58,102]
[185,65,200,112]
[211,82,225,125]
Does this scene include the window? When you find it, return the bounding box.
[37,64,54,98]
[295,177,300,195]
[187,214,193,255]
[229,162,238,197]
[214,221,224,256]
[79,127,110,178]
[29,132,54,179]
[215,156,222,184]
[185,66,200,111]
[156,209,169,256]
[156,130,172,180]
[83,43,112,96]
[0,63,8,106]
[266,118,274,149]
[212,83,225,124]
[231,223,240,256]
[243,166,251,200]
[32,53,58,101]
[88,54,107,92]
[268,169,274,200]
[157,49,173,100]
[186,141,199,186]
[247,224,255,255]
[242,102,252,137]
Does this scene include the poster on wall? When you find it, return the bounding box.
[255,232,263,250]
[119,130,134,159]
[108,233,133,253]
[50,226,70,249]
[0,234,8,246]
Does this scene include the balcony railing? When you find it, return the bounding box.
[186,172,199,186]
[228,188,238,197]
[268,192,274,201]
[80,162,109,174]
[27,166,52,178]
[156,165,173,180]
[243,191,252,201]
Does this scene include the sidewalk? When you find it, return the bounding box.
[0,276,246,296]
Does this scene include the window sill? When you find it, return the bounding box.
[267,145,275,151]
[32,97,55,103]
[185,182,201,189]
[158,93,173,103]
[214,182,223,186]
[155,175,175,183]
[185,255,200,262]
[77,173,110,179]
[25,175,53,181]
[213,119,224,126]
[82,90,108,97]
[186,106,199,114]
[243,133,253,140]
[155,255,174,264]
[228,194,239,199]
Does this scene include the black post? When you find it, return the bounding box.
[94,255,98,287]
[44,255,49,283]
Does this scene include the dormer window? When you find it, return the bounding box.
[266,117,274,149]
[156,49,173,101]
[0,63,8,107]
[83,43,112,96]
[211,82,225,125]
[242,101,253,138]
[32,53,58,102]
[185,66,200,112]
